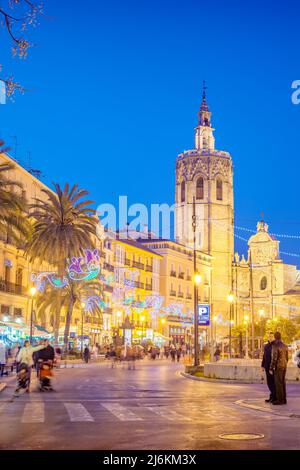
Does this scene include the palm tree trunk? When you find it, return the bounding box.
[64,296,74,351]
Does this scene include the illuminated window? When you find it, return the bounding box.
[196,177,204,200]
[216,179,223,201]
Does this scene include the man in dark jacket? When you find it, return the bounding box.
[37,340,55,362]
[261,332,276,403]
[269,332,289,405]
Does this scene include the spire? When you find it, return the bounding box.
[200,80,209,112]
[198,80,211,127]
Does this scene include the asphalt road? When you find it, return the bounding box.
[0,359,300,450]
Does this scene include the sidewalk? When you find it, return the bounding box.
[235,398,300,418]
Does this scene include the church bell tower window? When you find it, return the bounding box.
[196,177,204,200]
[216,179,223,201]
[260,276,267,290]
[181,181,185,203]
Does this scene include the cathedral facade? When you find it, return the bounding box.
[175,89,300,330]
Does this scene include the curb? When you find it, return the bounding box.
[180,371,265,385]
[234,399,300,419]
[0,383,7,393]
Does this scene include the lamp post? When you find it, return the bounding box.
[194,272,201,366]
[81,302,86,355]
[29,286,37,344]
[227,293,234,359]
[244,315,249,359]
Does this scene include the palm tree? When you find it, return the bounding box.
[35,279,103,350]
[25,183,98,340]
[0,161,29,245]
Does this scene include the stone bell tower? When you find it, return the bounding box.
[175,83,234,319]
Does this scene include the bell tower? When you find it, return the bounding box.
[175,83,234,320]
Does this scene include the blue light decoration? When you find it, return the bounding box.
[31,272,69,293]
[32,249,101,293]
[68,249,100,281]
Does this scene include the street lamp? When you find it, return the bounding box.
[29,286,37,344]
[227,293,234,359]
[81,301,86,355]
[193,272,201,367]
[244,315,249,359]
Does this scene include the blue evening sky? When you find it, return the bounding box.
[0,0,300,265]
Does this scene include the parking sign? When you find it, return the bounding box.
[198,304,210,326]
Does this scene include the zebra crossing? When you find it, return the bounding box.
[0,399,287,425]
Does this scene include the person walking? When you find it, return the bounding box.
[176,347,181,362]
[214,346,221,362]
[0,340,6,377]
[261,332,276,403]
[14,341,46,395]
[269,332,289,405]
[83,345,90,363]
[170,347,176,363]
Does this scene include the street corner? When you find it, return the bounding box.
[234,398,300,418]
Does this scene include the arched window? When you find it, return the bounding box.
[260,276,267,290]
[181,181,185,203]
[196,177,204,200]
[216,178,223,201]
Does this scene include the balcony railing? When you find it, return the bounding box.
[0,280,27,296]
[134,281,145,289]
[170,290,176,297]
[134,321,152,329]
[186,275,191,281]
[132,261,145,270]
[100,251,106,259]
[178,292,184,298]
[145,283,152,291]
[124,258,131,266]
[178,272,185,279]
[145,264,153,272]
[170,271,176,277]
[104,262,114,272]
[186,294,192,300]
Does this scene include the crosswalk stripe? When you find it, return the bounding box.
[101,403,143,421]
[64,403,94,422]
[146,406,192,421]
[21,402,44,423]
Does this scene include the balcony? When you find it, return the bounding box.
[178,272,185,280]
[100,251,106,259]
[187,275,191,281]
[186,294,192,300]
[178,292,184,298]
[132,261,145,270]
[103,262,114,272]
[0,280,27,296]
[145,264,153,272]
[124,258,131,266]
[134,281,145,289]
[170,290,176,297]
[145,283,152,291]
[170,271,176,277]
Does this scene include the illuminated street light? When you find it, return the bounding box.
[194,273,201,285]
